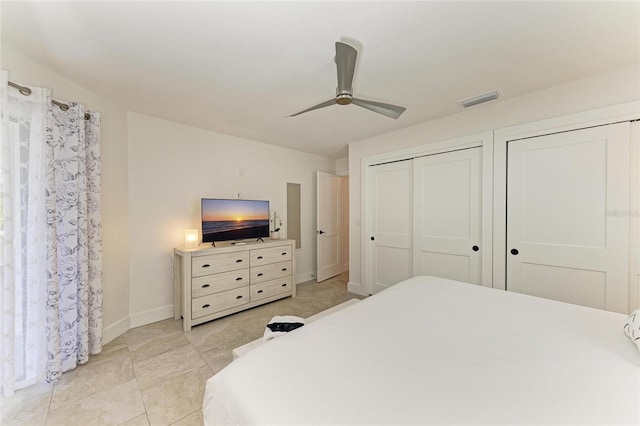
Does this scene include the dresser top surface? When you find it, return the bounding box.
[175,239,294,257]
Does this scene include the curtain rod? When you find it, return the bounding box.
[8,80,91,120]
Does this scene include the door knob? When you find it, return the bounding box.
[317,230,325,234]
[510,248,519,255]
[472,245,479,252]
[370,236,375,241]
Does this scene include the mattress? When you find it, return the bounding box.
[203,276,640,425]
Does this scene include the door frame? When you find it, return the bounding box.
[361,131,494,295]
[493,101,640,296]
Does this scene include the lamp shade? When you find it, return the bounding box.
[185,229,199,249]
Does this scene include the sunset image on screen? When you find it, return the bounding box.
[202,199,269,222]
[201,199,270,243]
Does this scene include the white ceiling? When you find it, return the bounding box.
[2,1,639,159]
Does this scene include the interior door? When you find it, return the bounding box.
[507,122,630,313]
[316,171,341,282]
[413,148,482,284]
[369,160,412,294]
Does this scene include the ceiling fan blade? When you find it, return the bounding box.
[335,41,357,94]
[352,98,406,119]
[288,99,336,118]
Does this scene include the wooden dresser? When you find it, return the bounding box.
[173,239,296,331]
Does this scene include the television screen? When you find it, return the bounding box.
[201,198,270,243]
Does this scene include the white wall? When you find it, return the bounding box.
[127,112,334,325]
[1,44,132,342]
[335,157,349,176]
[348,64,640,293]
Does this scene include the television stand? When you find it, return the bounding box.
[256,237,264,242]
[173,239,296,332]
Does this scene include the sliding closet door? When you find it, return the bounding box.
[413,148,482,284]
[369,160,412,294]
[507,122,630,313]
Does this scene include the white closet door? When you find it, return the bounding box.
[413,148,482,284]
[369,160,412,294]
[507,122,630,313]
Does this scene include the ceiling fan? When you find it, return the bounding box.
[289,41,406,119]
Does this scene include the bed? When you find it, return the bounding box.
[203,276,640,425]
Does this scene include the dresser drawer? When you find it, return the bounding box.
[192,252,249,277]
[192,287,250,319]
[250,245,292,267]
[251,261,292,284]
[192,269,250,298]
[251,276,293,301]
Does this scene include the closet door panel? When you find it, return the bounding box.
[413,148,482,284]
[369,160,413,293]
[507,122,630,313]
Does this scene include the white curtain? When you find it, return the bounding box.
[0,71,103,396]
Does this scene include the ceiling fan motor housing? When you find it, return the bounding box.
[336,90,353,105]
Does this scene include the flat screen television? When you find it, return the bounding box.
[201,198,270,244]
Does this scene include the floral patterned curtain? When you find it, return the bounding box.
[0,71,103,395]
[45,101,103,382]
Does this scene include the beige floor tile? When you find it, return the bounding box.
[0,382,53,426]
[119,413,150,426]
[125,319,183,352]
[134,344,206,390]
[170,410,203,426]
[129,332,191,364]
[101,334,129,355]
[141,365,212,426]
[45,379,145,426]
[50,347,134,410]
[199,348,233,374]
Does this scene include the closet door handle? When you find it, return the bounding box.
[472,245,479,252]
[510,248,519,255]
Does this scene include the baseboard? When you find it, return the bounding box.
[102,316,130,345]
[295,271,316,284]
[130,305,175,329]
[347,281,368,296]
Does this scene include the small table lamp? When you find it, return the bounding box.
[185,229,199,249]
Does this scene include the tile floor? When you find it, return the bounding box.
[1,273,361,426]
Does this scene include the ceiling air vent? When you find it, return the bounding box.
[458,90,500,109]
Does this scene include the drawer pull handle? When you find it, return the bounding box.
[257,256,263,259]
[235,277,243,281]
[202,284,210,288]
[257,290,264,294]
[235,259,243,263]
[281,268,287,272]
[202,304,210,308]
[281,252,287,256]
[236,295,243,300]
[257,273,264,277]
[202,264,210,268]
[281,283,287,287]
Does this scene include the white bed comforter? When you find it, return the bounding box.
[203,276,640,425]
